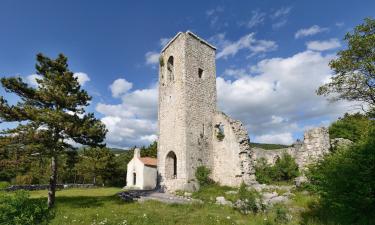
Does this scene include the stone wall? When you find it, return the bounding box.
[252,127,331,171]
[211,112,256,186]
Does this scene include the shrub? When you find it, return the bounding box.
[0,191,52,225]
[273,204,289,224]
[254,158,274,184]
[307,125,375,225]
[195,166,213,187]
[255,153,299,184]
[234,182,261,214]
[0,181,10,189]
[273,153,299,181]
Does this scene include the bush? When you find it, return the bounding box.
[195,166,213,187]
[255,153,299,184]
[0,181,10,189]
[307,126,375,225]
[329,113,371,143]
[234,182,261,214]
[0,191,52,225]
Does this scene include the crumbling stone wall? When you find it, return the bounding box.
[295,127,330,169]
[252,127,331,170]
[212,112,256,186]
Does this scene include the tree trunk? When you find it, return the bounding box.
[48,155,58,208]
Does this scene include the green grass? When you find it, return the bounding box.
[26,187,320,225]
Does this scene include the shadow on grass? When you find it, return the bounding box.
[36,193,128,209]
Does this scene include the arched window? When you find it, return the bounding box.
[167,56,174,81]
[165,151,177,179]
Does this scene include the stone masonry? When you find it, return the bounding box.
[157,31,331,192]
[252,127,331,171]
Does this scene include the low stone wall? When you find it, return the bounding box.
[4,183,95,191]
[252,127,331,171]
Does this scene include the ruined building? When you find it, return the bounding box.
[157,31,330,192]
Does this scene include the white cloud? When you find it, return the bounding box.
[160,37,170,47]
[271,7,292,19]
[215,33,277,59]
[306,38,341,51]
[26,74,42,86]
[246,11,266,28]
[96,83,158,148]
[73,72,90,86]
[145,51,160,65]
[109,78,133,98]
[253,132,294,145]
[223,68,248,78]
[272,19,287,29]
[335,22,344,27]
[295,25,328,39]
[217,50,354,143]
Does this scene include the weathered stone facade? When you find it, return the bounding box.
[252,127,331,171]
[158,31,331,192]
[158,31,255,191]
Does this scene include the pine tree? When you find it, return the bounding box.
[0,53,107,208]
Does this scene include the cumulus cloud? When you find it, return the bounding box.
[217,50,354,144]
[110,78,133,98]
[96,82,158,148]
[26,74,42,86]
[97,47,355,147]
[215,33,277,59]
[253,132,294,145]
[145,51,160,65]
[295,25,328,39]
[306,38,341,51]
[73,72,90,86]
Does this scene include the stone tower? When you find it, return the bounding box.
[157,31,217,191]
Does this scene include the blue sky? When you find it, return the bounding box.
[1,0,374,148]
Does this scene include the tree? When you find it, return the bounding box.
[0,54,107,208]
[307,126,375,224]
[140,141,157,158]
[76,147,116,185]
[317,18,375,114]
[329,112,372,142]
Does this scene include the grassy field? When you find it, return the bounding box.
[28,187,319,225]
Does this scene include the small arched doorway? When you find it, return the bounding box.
[133,172,136,185]
[165,151,177,179]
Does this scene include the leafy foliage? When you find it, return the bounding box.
[0,53,107,207]
[236,182,261,214]
[307,125,375,225]
[195,166,214,187]
[76,147,118,185]
[317,18,375,114]
[0,191,52,225]
[255,153,299,184]
[329,112,372,142]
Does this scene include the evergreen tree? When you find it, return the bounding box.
[0,53,107,208]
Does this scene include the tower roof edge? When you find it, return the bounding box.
[161,31,216,53]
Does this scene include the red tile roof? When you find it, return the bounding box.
[139,157,157,167]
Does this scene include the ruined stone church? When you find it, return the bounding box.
[157,31,330,192]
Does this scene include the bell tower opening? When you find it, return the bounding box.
[167,56,174,81]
